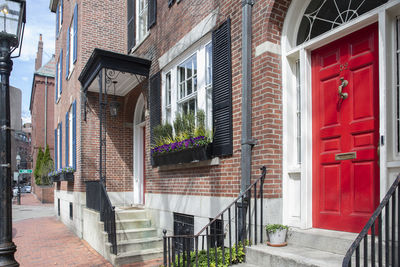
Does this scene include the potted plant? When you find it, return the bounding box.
[265,224,289,247]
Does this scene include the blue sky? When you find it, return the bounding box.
[10,0,55,123]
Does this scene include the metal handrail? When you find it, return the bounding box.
[342,174,400,266]
[85,180,117,255]
[163,166,267,266]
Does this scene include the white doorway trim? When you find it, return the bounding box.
[133,94,146,205]
[281,0,399,229]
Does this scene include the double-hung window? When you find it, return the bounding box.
[55,123,62,170]
[65,101,77,169]
[178,54,197,115]
[66,4,78,79]
[56,0,63,36]
[163,41,212,129]
[136,0,148,44]
[56,50,62,101]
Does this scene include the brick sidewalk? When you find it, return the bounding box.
[13,192,53,206]
[12,193,113,267]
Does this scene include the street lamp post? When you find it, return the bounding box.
[0,1,25,266]
[15,154,20,205]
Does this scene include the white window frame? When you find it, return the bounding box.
[57,125,61,169]
[136,0,148,45]
[57,56,62,100]
[281,0,400,229]
[161,37,212,131]
[58,2,62,34]
[165,71,172,124]
[68,106,73,167]
[68,19,74,76]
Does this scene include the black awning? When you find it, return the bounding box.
[78,48,151,93]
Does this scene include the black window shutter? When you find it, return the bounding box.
[212,18,233,157]
[127,0,135,51]
[148,0,157,30]
[149,71,161,145]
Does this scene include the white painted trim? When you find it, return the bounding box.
[158,9,218,70]
[255,41,281,57]
[133,94,145,205]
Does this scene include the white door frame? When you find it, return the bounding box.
[281,0,400,229]
[133,94,145,205]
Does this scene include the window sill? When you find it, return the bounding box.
[130,32,150,54]
[157,157,220,171]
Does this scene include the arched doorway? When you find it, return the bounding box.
[282,0,398,231]
[133,94,146,205]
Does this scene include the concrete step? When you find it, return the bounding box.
[115,209,147,220]
[116,227,158,242]
[111,237,163,254]
[288,228,356,255]
[116,218,151,230]
[246,244,344,267]
[112,247,163,266]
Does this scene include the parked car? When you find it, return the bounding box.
[24,185,31,193]
[12,187,18,197]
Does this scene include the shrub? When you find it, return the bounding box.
[163,241,247,267]
[39,145,54,185]
[34,148,44,185]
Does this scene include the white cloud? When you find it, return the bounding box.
[22,76,28,81]
[16,25,55,62]
[21,110,31,124]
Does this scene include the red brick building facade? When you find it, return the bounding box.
[30,35,56,201]
[48,0,400,264]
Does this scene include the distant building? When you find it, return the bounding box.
[9,85,21,176]
[30,34,56,202]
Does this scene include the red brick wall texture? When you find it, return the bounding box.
[53,0,292,199]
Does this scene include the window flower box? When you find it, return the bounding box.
[152,144,212,166]
[49,167,75,183]
[151,136,212,167]
[51,174,60,183]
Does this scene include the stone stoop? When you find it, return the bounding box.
[244,228,358,267]
[104,208,163,267]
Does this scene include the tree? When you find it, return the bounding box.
[39,145,54,185]
[34,148,44,185]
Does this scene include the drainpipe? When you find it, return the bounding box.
[44,76,48,146]
[239,0,255,241]
[241,0,255,193]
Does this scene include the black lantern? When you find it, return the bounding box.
[0,1,25,266]
[109,81,120,117]
[0,0,26,53]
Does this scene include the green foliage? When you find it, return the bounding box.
[265,224,289,234]
[34,145,54,185]
[39,145,54,185]
[153,123,173,146]
[153,109,213,149]
[164,241,248,267]
[34,148,44,185]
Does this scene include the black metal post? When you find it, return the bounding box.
[17,167,20,205]
[0,38,19,266]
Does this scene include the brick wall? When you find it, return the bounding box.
[131,0,292,198]
[53,0,292,199]
[31,74,55,186]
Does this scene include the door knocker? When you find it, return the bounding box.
[338,77,348,100]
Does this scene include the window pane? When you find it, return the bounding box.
[187,79,192,95]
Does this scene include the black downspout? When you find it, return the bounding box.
[239,0,255,242]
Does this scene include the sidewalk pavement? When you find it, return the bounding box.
[12,193,113,267]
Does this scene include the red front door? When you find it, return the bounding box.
[312,23,380,233]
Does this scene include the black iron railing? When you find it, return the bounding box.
[342,174,400,267]
[85,180,117,255]
[163,166,267,267]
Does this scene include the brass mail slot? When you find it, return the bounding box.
[335,152,356,161]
